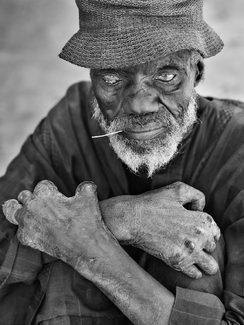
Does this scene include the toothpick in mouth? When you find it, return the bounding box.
[92,130,123,139]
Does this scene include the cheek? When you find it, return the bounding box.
[159,83,194,118]
[159,92,191,118]
[93,88,124,120]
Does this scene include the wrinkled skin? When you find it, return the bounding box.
[101,181,220,279]
[90,50,203,138]
[3,180,117,275]
[3,52,219,280]
[3,180,220,279]
[1,53,221,324]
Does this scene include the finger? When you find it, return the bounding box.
[2,199,22,225]
[185,186,205,211]
[184,239,195,254]
[213,225,221,242]
[181,265,202,279]
[75,181,97,197]
[196,252,219,275]
[173,182,205,211]
[203,213,221,243]
[75,182,101,220]
[18,190,33,205]
[204,239,217,253]
[33,180,58,197]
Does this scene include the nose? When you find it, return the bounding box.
[123,87,159,116]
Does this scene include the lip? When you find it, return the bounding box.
[123,127,165,140]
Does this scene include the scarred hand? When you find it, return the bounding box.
[101,181,220,279]
[2,180,116,274]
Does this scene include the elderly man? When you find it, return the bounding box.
[1,0,244,324]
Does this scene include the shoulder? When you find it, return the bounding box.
[198,97,244,222]
[196,96,244,151]
[194,96,244,221]
[65,81,92,103]
[199,96,244,133]
[50,81,92,118]
[197,95,244,169]
[44,81,93,136]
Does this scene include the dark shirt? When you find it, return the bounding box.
[0,82,244,324]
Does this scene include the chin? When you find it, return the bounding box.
[109,133,179,177]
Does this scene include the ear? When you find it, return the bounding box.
[194,60,205,87]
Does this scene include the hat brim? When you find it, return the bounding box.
[59,20,224,69]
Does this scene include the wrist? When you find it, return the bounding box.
[99,196,135,244]
[66,221,120,275]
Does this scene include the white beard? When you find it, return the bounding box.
[91,93,198,177]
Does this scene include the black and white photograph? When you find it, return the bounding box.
[0,1,244,324]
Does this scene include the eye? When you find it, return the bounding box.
[102,74,122,86]
[155,73,175,82]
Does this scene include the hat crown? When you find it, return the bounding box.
[76,0,203,19]
[60,0,224,69]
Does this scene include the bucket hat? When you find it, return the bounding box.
[59,0,224,69]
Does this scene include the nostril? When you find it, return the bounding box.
[124,97,160,115]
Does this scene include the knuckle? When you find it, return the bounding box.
[2,199,22,225]
[80,181,97,194]
[167,251,182,267]
[205,240,216,252]
[18,190,32,203]
[34,180,57,196]
[167,245,192,268]
[184,239,195,254]
[202,213,214,225]
[194,226,204,236]
[196,190,205,203]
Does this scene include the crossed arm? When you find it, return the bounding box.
[3,180,221,324]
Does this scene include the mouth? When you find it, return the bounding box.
[123,126,166,140]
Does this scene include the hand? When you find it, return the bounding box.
[103,182,221,279]
[3,180,116,273]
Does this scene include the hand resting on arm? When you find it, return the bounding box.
[2,180,221,324]
[3,180,220,280]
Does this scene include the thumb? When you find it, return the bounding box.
[75,181,97,197]
[2,199,22,225]
[75,182,102,221]
[170,182,206,211]
[75,181,100,207]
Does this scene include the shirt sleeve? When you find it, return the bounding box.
[0,150,42,287]
[0,81,104,289]
[170,287,226,325]
[169,190,244,325]
[0,82,98,289]
[0,110,74,287]
[0,134,58,287]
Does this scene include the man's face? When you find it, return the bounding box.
[90,50,199,176]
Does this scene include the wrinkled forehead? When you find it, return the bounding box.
[91,50,192,75]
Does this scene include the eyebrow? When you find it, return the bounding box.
[94,63,186,76]
[157,64,187,75]
[97,68,120,74]
[157,64,180,70]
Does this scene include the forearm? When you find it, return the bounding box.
[71,228,175,325]
[99,196,135,244]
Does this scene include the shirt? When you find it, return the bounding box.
[0,81,244,324]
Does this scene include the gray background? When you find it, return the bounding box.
[0,0,244,175]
